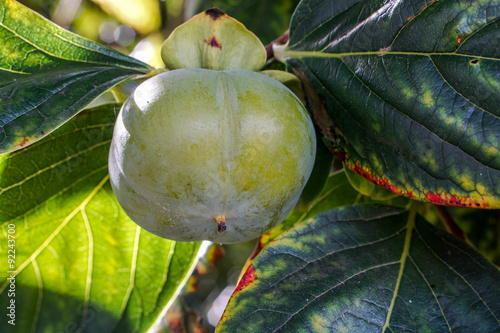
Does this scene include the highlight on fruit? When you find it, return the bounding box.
[108,9,316,244]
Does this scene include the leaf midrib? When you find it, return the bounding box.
[381,202,417,332]
[296,58,500,183]
[277,49,498,61]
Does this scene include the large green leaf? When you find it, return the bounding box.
[186,0,299,45]
[0,104,200,332]
[276,0,500,208]
[0,0,152,154]
[218,204,500,332]
[262,169,409,248]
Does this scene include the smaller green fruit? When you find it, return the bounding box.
[109,69,316,243]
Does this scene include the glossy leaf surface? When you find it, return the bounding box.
[0,104,200,332]
[277,0,500,208]
[219,204,500,332]
[261,170,409,248]
[0,0,152,154]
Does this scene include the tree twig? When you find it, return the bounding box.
[265,31,290,61]
[435,205,465,240]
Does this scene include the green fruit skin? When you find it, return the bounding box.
[109,69,316,243]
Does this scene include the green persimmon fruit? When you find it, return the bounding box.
[109,69,316,243]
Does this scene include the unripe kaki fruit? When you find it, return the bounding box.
[109,69,316,243]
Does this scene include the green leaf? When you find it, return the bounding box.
[294,137,334,211]
[186,0,299,45]
[344,165,399,201]
[218,204,500,332]
[450,207,500,266]
[261,169,409,247]
[276,0,500,208]
[0,0,152,154]
[0,104,200,332]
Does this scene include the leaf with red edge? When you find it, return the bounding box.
[276,0,500,208]
[218,204,500,332]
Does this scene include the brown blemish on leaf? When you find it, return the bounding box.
[205,8,225,20]
[457,36,462,44]
[347,160,491,208]
[204,37,222,49]
[347,161,405,197]
[233,264,256,294]
[470,59,479,65]
[185,275,198,293]
[206,244,225,266]
[166,298,209,333]
[19,138,28,147]
[407,15,415,20]
[425,191,489,208]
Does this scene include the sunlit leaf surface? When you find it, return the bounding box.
[0,104,200,332]
[0,0,152,153]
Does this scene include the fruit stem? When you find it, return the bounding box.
[216,215,227,233]
[265,31,289,61]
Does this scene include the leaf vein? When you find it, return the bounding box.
[0,175,109,294]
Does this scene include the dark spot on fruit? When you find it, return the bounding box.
[470,59,479,65]
[205,37,222,49]
[218,221,226,232]
[205,8,225,20]
[216,215,226,232]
